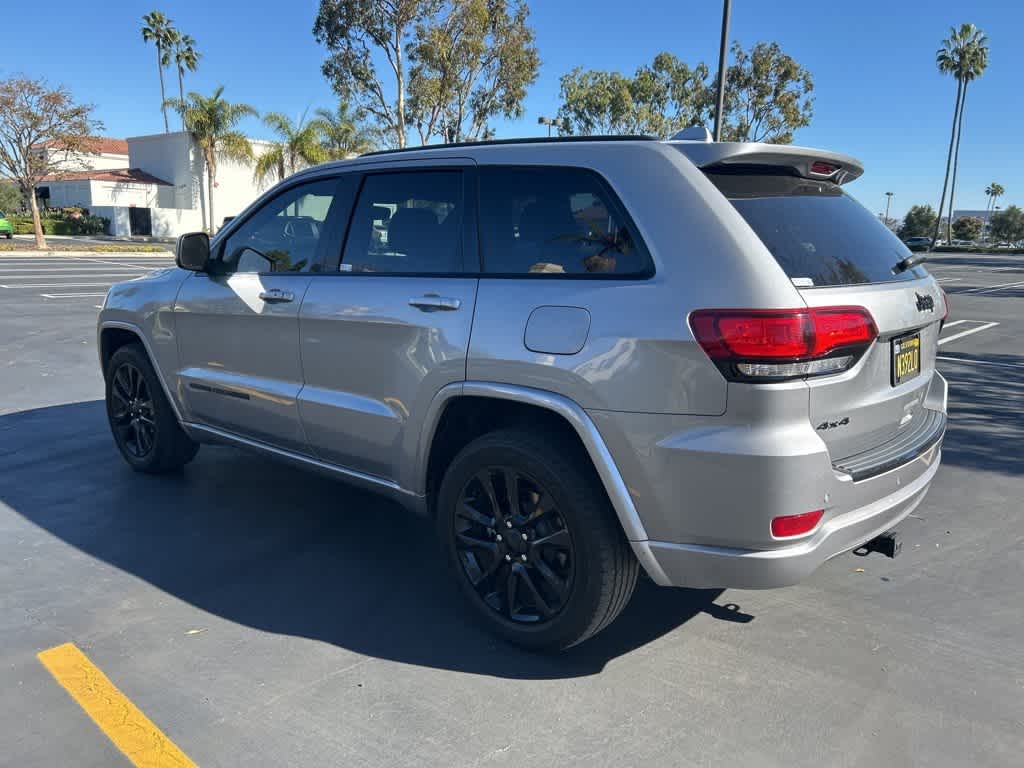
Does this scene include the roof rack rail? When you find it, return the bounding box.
[360,135,657,157]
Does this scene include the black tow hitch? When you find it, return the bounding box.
[853,530,902,559]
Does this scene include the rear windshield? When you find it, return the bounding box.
[707,170,926,287]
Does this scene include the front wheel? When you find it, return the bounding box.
[437,428,638,651]
[105,343,198,473]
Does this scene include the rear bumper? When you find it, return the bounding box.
[635,445,940,588]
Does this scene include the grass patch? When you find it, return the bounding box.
[0,241,169,253]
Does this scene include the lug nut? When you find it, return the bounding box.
[495,534,502,542]
[521,533,528,540]
[520,554,528,562]
[506,520,513,528]
[504,554,511,561]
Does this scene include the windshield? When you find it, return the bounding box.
[708,170,927,287]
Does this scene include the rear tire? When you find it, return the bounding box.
[105,343,198,473]
[438,427,638,651]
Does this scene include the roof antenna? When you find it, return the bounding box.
[669,126,713,142]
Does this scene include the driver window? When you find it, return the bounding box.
[220,178,341,274]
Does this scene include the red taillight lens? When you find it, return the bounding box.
[810,161,838,175]
[690,307,877,380]
[771,509,824,538]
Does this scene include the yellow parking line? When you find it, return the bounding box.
[36,643,197,768]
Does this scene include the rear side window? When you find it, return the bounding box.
[341,171,463,274]
[478,166,652,277]
[708,171,926,287]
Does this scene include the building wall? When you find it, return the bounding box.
[39,148,129,172]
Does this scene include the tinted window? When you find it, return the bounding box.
[221,178,342,273]
[478,166,652,276]
[709,171,926,286]
[341,171,463,273]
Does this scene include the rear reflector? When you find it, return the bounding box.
[771,509,824,538]
[690,307,877,381]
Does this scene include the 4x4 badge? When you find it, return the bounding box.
[916,292,935,312]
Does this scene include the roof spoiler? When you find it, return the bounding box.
[667,139,864,185]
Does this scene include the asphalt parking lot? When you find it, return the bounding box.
[2,251,1021,767]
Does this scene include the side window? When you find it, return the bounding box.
[220,178,342,274]
[478,166,652,277]
[341,171,463,274]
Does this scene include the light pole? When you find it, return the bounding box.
[884,192,894,224]
[537,116,559,137]
[712,0,732,141]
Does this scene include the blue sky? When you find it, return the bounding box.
[2,0,1020,217]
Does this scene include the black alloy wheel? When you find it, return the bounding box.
[108,361,157,458]
[454,467,575,624]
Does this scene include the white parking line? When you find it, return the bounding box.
[0,272,146,279]
[40,292,110,298]
[0,282,118,288]
[937,355,1024,370]
[959,279,1024,295]
[937,322,999,346]
[936,277,962,283]
[939,319,970,329]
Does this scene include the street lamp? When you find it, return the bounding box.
[537,116,560,137]
[712,0,733,141]
[884,192,894,224]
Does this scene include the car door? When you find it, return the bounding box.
[173,175,353,453]
[298,163,478,485]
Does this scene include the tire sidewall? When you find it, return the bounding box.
[437,433,611,650]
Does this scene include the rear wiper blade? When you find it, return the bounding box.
[893,252,928,273]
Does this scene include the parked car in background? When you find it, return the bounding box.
[0,211,13,239]
[97,136,948,650]
[903,236,932,251]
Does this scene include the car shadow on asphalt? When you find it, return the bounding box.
[938,353,1024,476]
[0,400,753,679]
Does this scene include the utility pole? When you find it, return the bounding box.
[712,0,732,142]
[884,192,894,224]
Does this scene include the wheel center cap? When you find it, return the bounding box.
[504,528,527,555]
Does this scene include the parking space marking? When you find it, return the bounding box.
[959,279,1024,295]
[40,292,110,298]
[935,277,962,283]
[937,355,1024,370]
[937,321,999,346]
[37,643,197,768]
[0,273,146,280]
[939,319,971,329]
[0,282,119,288]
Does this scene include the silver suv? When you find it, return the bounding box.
[98,136,947,650]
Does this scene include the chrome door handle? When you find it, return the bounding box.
[258,288,295,303]
[408,295,461,311]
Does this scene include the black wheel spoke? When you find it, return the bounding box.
[453,465,574,626]
[531,528,570,551]
[518,567,554,618]
[109,362,158,460]
[457,502,494,528]
[132,420,144,455]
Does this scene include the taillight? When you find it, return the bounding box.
[810,161,838,175]
[690,307,877,381]
[771,510,824,538]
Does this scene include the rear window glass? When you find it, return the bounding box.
[708,171,926,287]
[478,166,653,277]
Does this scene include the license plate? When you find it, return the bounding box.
[891,332,921,386]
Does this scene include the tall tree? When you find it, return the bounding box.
[172,32,202,128]
[932,23,989,248]
[898,205,938,239]
[985,181,1004,218]
[557,53,711,136]
[141,10,175,133]
[315,100,377,158]
[720,41,814,143]
[0,78,102,248]
[952,216,983,241]
[988,205,1024,244]
[314,0,442,148]
[254,111,329,184]
[164,87,256,231]
[406,0,539,144]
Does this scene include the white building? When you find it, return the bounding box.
[33,137,130,172]
[39,132,276,238]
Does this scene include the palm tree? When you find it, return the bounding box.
[164,87,257,231]
[254,111,329,185]
[932,23,989,248]
[171,33,201,129]
[985,182,1004,239]
[314,101,376,159]
[141,11,175,133]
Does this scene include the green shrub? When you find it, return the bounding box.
[10,214,108,235]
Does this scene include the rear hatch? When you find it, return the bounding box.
[705,167,944,465]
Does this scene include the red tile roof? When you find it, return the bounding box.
[40,168,172,186]
[34,137,130,156]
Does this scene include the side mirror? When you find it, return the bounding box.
[176,232,210,272]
